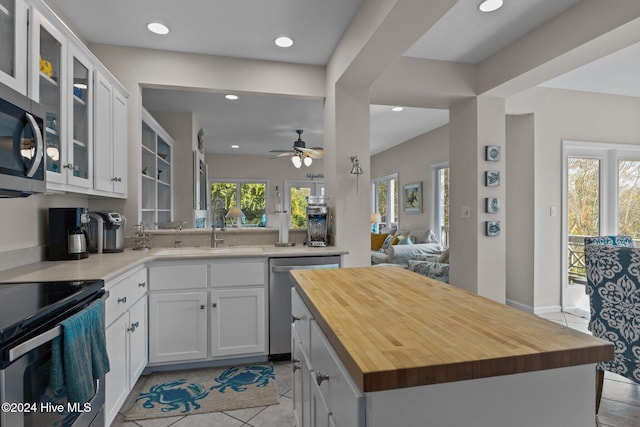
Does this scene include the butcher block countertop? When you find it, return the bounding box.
[291,266,614,393]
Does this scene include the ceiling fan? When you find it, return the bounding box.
[270,130,323,168]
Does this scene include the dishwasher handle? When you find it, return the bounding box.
[271,264,339,273]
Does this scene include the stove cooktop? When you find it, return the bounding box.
[0,279,104,347]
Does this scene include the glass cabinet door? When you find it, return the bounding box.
[0,0,27,94]
[36,18,66,184]
[68,50,92,187]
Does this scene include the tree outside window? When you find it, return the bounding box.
[211,181,266,227]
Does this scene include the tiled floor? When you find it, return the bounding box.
[113,314,639,427]
[110,361,294,427]
[538,312,640,427]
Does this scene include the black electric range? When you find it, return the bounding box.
[0,279,105,368]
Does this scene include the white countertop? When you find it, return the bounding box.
[0,245,347,283]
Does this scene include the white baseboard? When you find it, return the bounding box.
[505,300,562,315]
[505,299,534,313]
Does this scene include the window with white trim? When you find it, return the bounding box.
[372,174,398,228]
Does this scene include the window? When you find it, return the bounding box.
[210,180,267,227]
[285,181,324,228]
[432,163,449,246]
[372,174,398,227]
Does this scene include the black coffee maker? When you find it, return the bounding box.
[48,208,90,260]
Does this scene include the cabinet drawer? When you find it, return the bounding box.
[292,289,313,355]
[105,268,147,326]
[310,321,364,427]
[210,260,265,287]
[149,263,208,290]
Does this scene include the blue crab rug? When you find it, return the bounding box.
[122,364,278,420]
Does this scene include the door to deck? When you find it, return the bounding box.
[563,142,640,314]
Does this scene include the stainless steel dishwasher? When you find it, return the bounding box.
[268,255,341,360]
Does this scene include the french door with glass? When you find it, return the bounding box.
[563,141,640,312]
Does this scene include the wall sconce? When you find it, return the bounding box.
[226,206,244,227]
[350,156,364,193]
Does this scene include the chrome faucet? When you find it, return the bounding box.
[211,198,226,248]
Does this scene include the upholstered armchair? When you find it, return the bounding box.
[584,237,640,412]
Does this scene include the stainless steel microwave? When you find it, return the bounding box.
[0,84,45,197]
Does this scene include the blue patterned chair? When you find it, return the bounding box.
[584,237,640,413]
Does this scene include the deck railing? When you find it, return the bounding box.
[567,234,639,285]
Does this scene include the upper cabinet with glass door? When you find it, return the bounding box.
[66,47,93,189]
[0,0,27,95]
[29,11,67,185]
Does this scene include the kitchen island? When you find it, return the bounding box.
[291,266,613,427]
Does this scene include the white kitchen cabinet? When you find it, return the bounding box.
[310,373,332,427]
[147,258,267,365]
[211,287,265,357]
[293,329,312,427]
[148,291,208,363]
[292,289,364,427]
[93,70,127,196]
[28,9,68,185]
[0,0,27,95]
[104,267,148,427]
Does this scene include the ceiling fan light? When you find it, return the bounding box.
[304,156,313,167]
[291,155,302,168]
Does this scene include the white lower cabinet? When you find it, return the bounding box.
[148,291,208,363]
[148,259,267,365]
[211,287,265,357]
[104,267,148,427]
[292,289,364,427]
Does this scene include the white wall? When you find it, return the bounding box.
[371,124,448,231]
[505,114,535,310]
[0,193,88,257]
[507,87,640,310]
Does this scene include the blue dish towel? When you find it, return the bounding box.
[50,299,110,404]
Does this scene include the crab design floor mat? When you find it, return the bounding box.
[122,364,278,420]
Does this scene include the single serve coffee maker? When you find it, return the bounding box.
[47,207,90,260]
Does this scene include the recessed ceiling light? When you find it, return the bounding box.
[274,36,294,48]
[147,22,169,35]
[391,106,404,112]
[478,0,503,13]
[225,94,239,100]
[231,145,239,149]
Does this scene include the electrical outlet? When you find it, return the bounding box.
[461,206,471,218]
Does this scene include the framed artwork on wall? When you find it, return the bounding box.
[485,145,501,162]
[486,197,500,214]
[486,221,501,236]
[485,170,500,187]
[403,182,422,214]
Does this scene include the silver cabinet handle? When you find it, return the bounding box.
[292,315,301,323]
[117,296,127,304]
[111,177,122,182]
[127,321,140,332]
[212,303,217,308]
[316,372,330,386]
[200,304,205,310]
[292,359,301,372]
[138,282,146,288]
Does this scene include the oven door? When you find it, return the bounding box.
[0,325,105,427]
